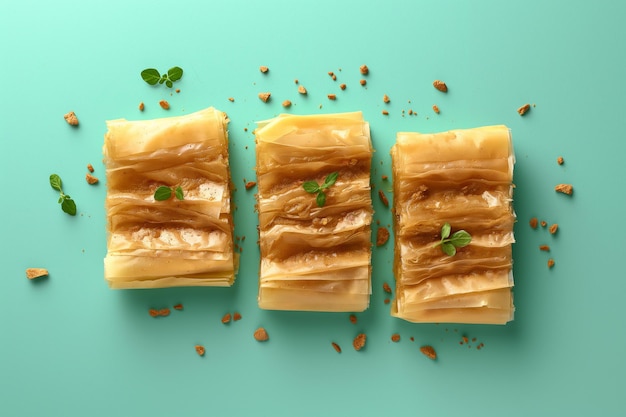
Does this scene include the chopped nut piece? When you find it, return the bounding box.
[555,183,573,195]
[228,97,235,102]
[517,103,531,116]
[331,342,342,353]
[433,80,448,92]
[159,100,170,110]
[328,71,337,80]
[175,89,180,93]
[221,313,232,324]
[353,333,366,351]
[87,163,94,173]
[173,304,183,310]
[233,312,242,321]
[85,173,99,185]
[383,282,392,293]
[259,66,269,73]
[548,258,555,269]
[327,94,337,100]
[383,94,390,103]
[245,181,257,190]
[384,298,390,304]
[381,110,389,115]
[298,85,307,95]
[410,337,415,342]
[294,79,299,84]
[25,268,48,280]
[64,111,79,126]
[432,104,440,114]
[541,220,547,227]
[378,190,389,207]
[549,224,558,234]
[258,92,271,103]
[339,83,346,90]
[359,65,369,75]
[382,175,388,180]
[557,156,564,165]
[282,100,292,108]
[138,102,145,111]
[254,327,269,342]
[539,245,550,251]
[148,309,159,317]
[359,79,367,86]
[376,227,390,246]
[420,345,437,360]
[529,217,538,229]
[349,314,357,324]
[158,308,170,317]
[195,345,205,356]
[391,333,400,342]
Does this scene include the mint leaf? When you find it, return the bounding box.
[165,80,173,88]
[322,171,338,189]
[61,197,77,216]
[175,186,184,200]
[303,181,320,194]
[49,174,62,191]
[154,186,172,201]
[450,230,471,247]
[441,222,451,240]
[141,68,161,85]
[316,192,326,207]
[441,242,456,256]
[168,66,183,82]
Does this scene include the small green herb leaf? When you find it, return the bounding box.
[435,223,472,256]
[165,80,173,88]
[441,242,456,256]
[316,192,326,207]
[303,181,320,194]
[175,186,184,200]
[154,186,172,201]
[50,174,62,191]
[141,68,161,85]
[450,230,472,247]
[441,222,451,240]
[61,196,77,216]
[158,77,166,84]
[322,171,338,189]
[167,66,183,82]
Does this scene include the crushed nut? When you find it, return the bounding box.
[555,184,573,195]
[258,92,271,103]
[391,333,400,342]
[221,313,232,324]
[149,309,159,317]
[158,308,170,317]
[359,79,367,86]
[378,190,389,206]
[63,111,79,126]
[432,104,440,114]
[382,175,388,180]
[25,268,48,280]
[549,224,558,234]
[87,164,94,173]
[381,110,389,115]
[138,102,145,111]
[349,314,357,324]
[195,345,205,356]
[233,312,242,321]
[420,345,437,360]
[327,94,337,100]
[383,282,392,293]
[282,100,292,108]
[529,217,538,229]
[383,94,390,103]
[259,66,269,73]
[159,100,170,110]
[298,85,307,95]
[245,181,257,190]
[328,71,336,80]
[541,220,548,227]
[254,327,269,342]
[228,97,235,102]
[85,173,99,185]
[539,245,550,251]
[547,258,555,269]
[517,103,531,116]
[339,83,346,90]
[173,304,183,310]
[557,156,564,165]
[384,298,390,304]
[175,89,180,93]
[331,342,342,353]
[376,226,390,246]
[359,64,369,75]
[353,333,366,351]
[433,80,448,92]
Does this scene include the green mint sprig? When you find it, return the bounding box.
[49,174,77,216]
[434,222,471,256]
[141,67,183,88]
[154,186,184,201]
[303,172,338,207]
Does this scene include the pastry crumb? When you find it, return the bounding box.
[64,111,79,126]
[245,181,257,190]
[383,94,390,103]
[529,217,538,229]
[228,97,235,102]
[331,342,342,353]
[376,227,390,246]
[517,103,531,116]
[258,92,271,103]
[353,333,366,351]
[259,66,269,73]
[87,164,94,173]
[221,313,232,324]
[349,314,357,324]
[420,345,437,360]
[298,85,307,95]
[282,100,292,108]
[254,327,269,342]
[548,258,555,269]
[540,220,547,227]
[383,282,392,293]
[555,184,573,195]
[359,65,369,75]
[138,102,145,111]
[85,173,99,185]
[384,298,390,304]
[381,110,388,115]
[359,79,367,86]
[433,80,448,92]
[557,156,564,165]
[391,333,400,342]
[432,104,440,114]
[339,83,346,90]
[195,345,205,356]
[233,312,242,321]
[159,100,170,110]
[173,304,183,310]
[539,245,550,251]
[549,224,558,234]
[25,268,48,280]
[327,94,337,100]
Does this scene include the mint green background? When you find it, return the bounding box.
[1,1,624,416]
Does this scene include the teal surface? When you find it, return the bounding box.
[1,1,625,416]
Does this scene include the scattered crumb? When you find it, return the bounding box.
[331,342,342,353]
[158,308,170,317]
[557,156,564,165]
[175,89,180,93]
[297,85,308,95]
[339,83,346,90]
[462,336,469,344]
[360,65,369,75]
[555,184,573,195]
[259,66,269,73]
[529,217,538,229]
[433,80,448,92]
[549,224,558,234]
[254,327,269,342]
[328,71,336,80]
[258,92,271,103]
[432,104,440,114]
[159,100,170,110]
[294,79,299,84]
[149,309,159,317]
[25,268,48,280]
[548,258,555,269]
[376,226,390,246]
[360,79,367,86]
[173,304,183,310]
[517,103,531,116]
[353,333,366,351]
[244,128,248,132]
[228,97,235,102]
[410,337,415,342]
[383,282,392,293]
[233,312,242,321]
[384,298,390,304]
[282,100,292,108]
[539,245,550,251]
[381,110,388,115]
[383,94,390,103]
[408,109,413,115]
[327,94,337,100]
[245,181,257,190]
[541,220,547,227]
[64,111,79,126]
[382,175,388,180]
[87,164,94,173]
[420,345,437,360]
[391,333,400,342]
[85,173,99,185]
[378,190,389,207]
[221,313,232,324]
[195,345,205,356]
[138,102,145,111]
[349,314,357,324]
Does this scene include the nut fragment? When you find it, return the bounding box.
[539,245,550,251]
[85,173,99,185]
[349,314,357,324]
[384,298,390,304]
[327,94,336,100]
[158,308,170,317]
[87,163,94,173]
[383,94,390,103]
[258,92,271,103]
[195,345,205,356]
[298,85,307,95]
[381,110,389,115]
[529,217,538,229]
[228,97,235,102]
[159,100,170,110]
[432,104,440,114]
[63,111,79,126]
[331,342,342,353]
[221,313,232,324]
[173,304,183,310]
[555,184,573,195]
[547,258,555,268]
[378,190,389,207]
[433,80,448,92]
[383,282,392,294]
[259,66,269,73]
[376,227,390,246]
[138,102,145,111]
[282,100,292,108]
[359,64,369,75]
[517,103,530,116]
[557,156,564,165]
[391,333,400,342]
[353,333,366,351]
[233,312,242,321]
[420,345,437,360]
[339,83,346,90]
[149,309,159,317]
[254,327,269,342]
[245,181,257,190]
[25,268,48,280]
[549,224,558,234]
[359,79,367,86]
